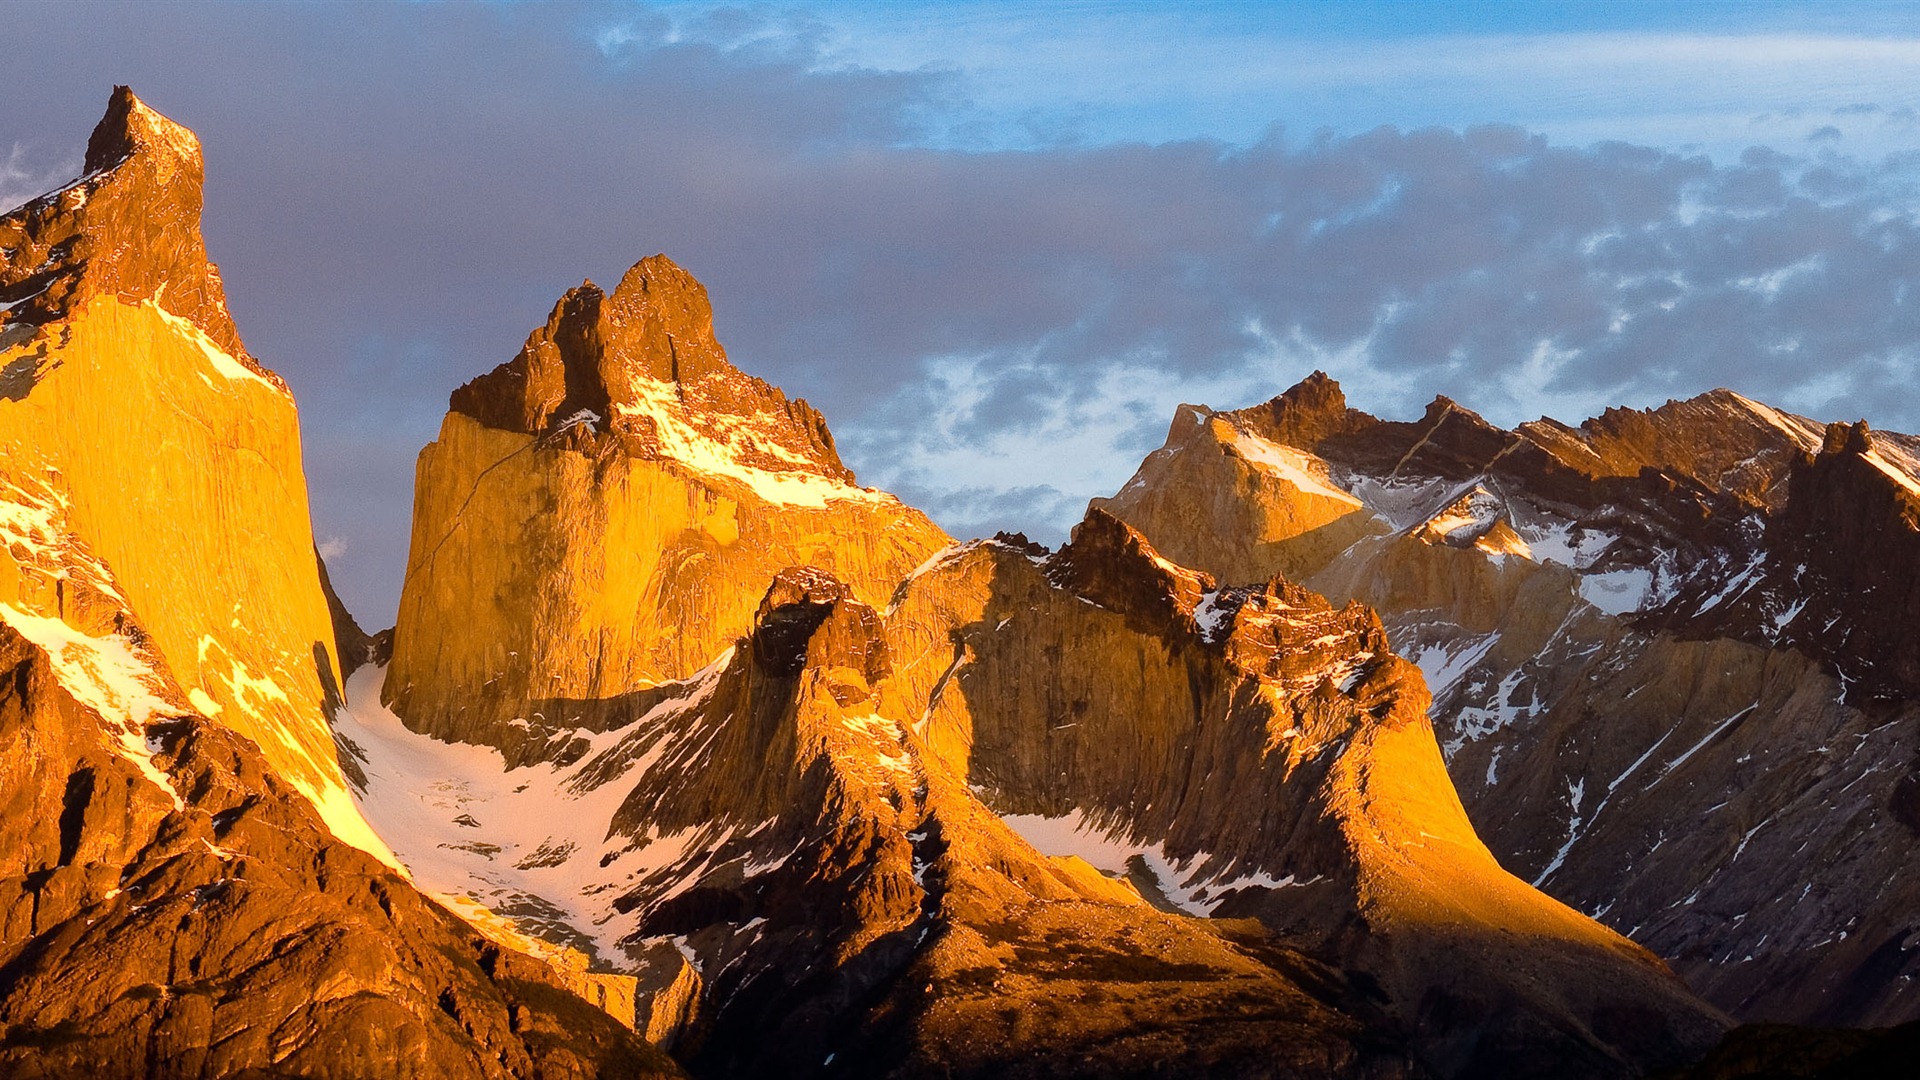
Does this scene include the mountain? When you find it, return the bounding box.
[347,262,1730,1076]
[0,88,675,1077]
[8,86,1892,1080]
[382,254,951,757]
[0,85,383,859]
[1096,372,1920,1026]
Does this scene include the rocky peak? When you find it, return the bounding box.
[1216,578,1397,697]
[84,84,202,177]
[602,254,732,386]
[1,87,259,375]
[1540,389,1826,506]
[1047,507,1215,628]
[1226,369,1376,450]
[448,254,852,483]
[1384,395,1514,480]
[449,280,616,435]
[750,567,891,687]
[1821,418,1874,456]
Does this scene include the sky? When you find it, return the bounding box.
[4,0,1920,623]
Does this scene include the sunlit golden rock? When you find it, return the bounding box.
[384,255,950,754]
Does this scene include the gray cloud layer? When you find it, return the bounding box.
[6,3,1917,619]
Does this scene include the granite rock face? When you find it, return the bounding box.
[0,613,677,1079]
[882,512,1725,1078]
[0,87,377,855]
[1098,372,1920,1026]
[384,257,950,755]
[0,90,682,1078]
[356,256,1734,1078]
[5,88,1843,1079]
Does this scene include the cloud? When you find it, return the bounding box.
[6,2,1920,615]
[318,536,349,561]
[826,123,1920,538]
[0,142,82,214]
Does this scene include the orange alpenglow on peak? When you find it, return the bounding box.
[0,88,391,861]
[1,87,268,381]
[384,254,950,747]
[448,253,852,483]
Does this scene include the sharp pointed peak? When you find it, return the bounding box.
[85,86,202,176]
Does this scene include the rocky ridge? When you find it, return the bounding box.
[1097,372,1920,1025]
[4,86,1888,1079]
[0,591,676,1078]
[346,565,1433,1078]
[880,510,1724,1077]
[361,256,1731,1074]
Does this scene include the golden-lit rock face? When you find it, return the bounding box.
[368,338,1728,1071]
[0,88,371,850]
[1096,370,1920,1028]
[1090,403,1386,583]
[531,566,1427,1078]
[876,512,1725,1073]
[0,589,681,1080]
[384,256,950,752]
[0,89,1758,1079]
[0,91,682,1078]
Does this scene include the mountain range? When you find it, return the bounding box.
[2,89,1915,1079]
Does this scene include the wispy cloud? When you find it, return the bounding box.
[0,142,81,214]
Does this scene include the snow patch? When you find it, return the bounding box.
[1219,424,1360,506]
[333,658,732,964]
[611,378,888,509]
[1411,633,1498,704]
[0,602,183,809]
[1578,567,1654,616]
[1000,809,1305,916]
[144,291,282,395]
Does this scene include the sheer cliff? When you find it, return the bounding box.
[0,90,680,1077]
[383,257,951,754]
[881,511,1725,1077]
[0,87,382,859]
[5,87,1849,1080]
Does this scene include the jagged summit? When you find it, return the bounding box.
[1821,417,1874,455]
[1228,369,1372,448]
[386,256,949,745]
[1047,506,1214,631]
[1,88,268,381]
[85,84,202,175]
[750,565,891,681]
[449,253,851,484]
[1097,371,1920,1028]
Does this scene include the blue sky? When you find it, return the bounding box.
[634,0,1920,153]
[5,1,1920,620]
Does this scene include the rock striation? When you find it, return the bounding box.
[384,256,950,755]
[1098,372,1920,1026]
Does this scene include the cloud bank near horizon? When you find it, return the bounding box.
[5,2,1919,619]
